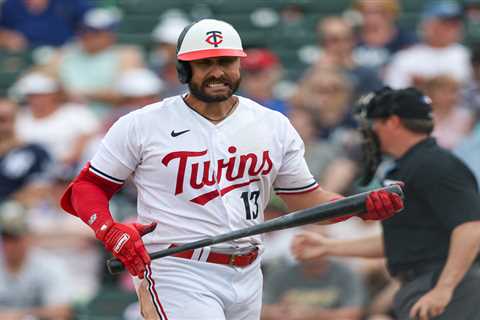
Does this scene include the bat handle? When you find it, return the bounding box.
[106,258,124,274]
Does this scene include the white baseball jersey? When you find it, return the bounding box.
[90,95,318,250]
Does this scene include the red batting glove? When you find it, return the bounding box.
[360,190,404,221]
[95,221,157,278]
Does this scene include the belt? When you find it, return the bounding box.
[168,245,259,267]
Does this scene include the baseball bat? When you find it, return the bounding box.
[107,184,403,274]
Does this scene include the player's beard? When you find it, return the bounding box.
[188,76,241,103]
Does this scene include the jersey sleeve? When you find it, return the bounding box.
[273,118,318,195]
[90,113,141,182]
[416,156,480,230]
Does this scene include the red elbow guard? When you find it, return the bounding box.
[60,163,123,232]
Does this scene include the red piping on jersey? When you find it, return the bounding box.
[145,265,169,320]
[190,178,260,205]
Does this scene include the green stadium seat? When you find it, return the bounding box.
[398,13,421,31]
[0,50,33,96]
[303,0,352,14]
[118,14,159,34]
[117,32,153,47]
[118,0,187,14]
[401,0,427,13]
[74,286,138,320]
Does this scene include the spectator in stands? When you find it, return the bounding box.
[351,0,417,74]
[424,75,475,149]
[0,200,75,320]
[150,15,190,96]
[384,0,471,89]
[455,123,480,186]
[291,67,357,140]
[49,7,144,118]
[0,0,92,51]
[26,165,101,304]
[111,68,164,120]
[14,72,100,167]
[0,98,51,204]
[313,16,383,99]
[240,48,290,115]
[463,43,480,120]
[262,229,367,320]
[289,107,358,194]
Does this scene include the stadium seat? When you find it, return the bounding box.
[118,14,159,34]
[73,286,138,320]
[0,50,33,96]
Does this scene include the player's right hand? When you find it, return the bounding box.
[95,221,157,278]
[291,230,332,261]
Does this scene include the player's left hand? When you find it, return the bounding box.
[409,286,453,320]
[360,190,404,221]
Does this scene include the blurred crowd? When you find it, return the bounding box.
[1,0,480,319]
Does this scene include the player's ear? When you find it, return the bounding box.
[388,115,402,129]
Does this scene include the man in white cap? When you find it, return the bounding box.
[115,68,164,111]
[150,15,191,96]
[60,19,404,319]
[15,72,99,166]
[0,200,75,319]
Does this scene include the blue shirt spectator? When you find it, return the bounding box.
[0,98,52,201]
[0,0,92,50]
[0,143,51,201]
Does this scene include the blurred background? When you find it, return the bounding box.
[1,0,480,319]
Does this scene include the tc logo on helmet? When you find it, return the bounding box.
[205,31,223,47]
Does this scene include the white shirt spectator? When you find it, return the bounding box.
[16,103,100,162]
[0,248,75,308]
[384,43,472,88]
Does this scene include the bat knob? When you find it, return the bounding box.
[385,183,404,198]
[106,258,124,274]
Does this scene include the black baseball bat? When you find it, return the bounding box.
[107,184,403,274]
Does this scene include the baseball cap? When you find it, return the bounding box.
[357,87,433,120]
[0,201,29,237]
[152,17,191,44]
[422,0,463,20]
[15,72,59,96]
[241,49,279,72]
[177,19,247,61]
[80,7,122,32]
[116,68,164,97]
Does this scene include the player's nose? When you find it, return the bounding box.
[207,64,226,78]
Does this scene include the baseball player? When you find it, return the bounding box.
[60,19,403,320]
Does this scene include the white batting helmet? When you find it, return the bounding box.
[176,19,247,83]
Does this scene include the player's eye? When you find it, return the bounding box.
[219,57,237,66]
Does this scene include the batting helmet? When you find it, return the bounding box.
[176,19,247,84]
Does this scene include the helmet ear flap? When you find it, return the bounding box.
[176,60,191,84]
[176,21,197,84]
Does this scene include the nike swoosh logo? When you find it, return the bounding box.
[171,129,190,137]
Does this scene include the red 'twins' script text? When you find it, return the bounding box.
[162,146,273,205]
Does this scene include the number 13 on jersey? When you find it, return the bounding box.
[241,190,260,220]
